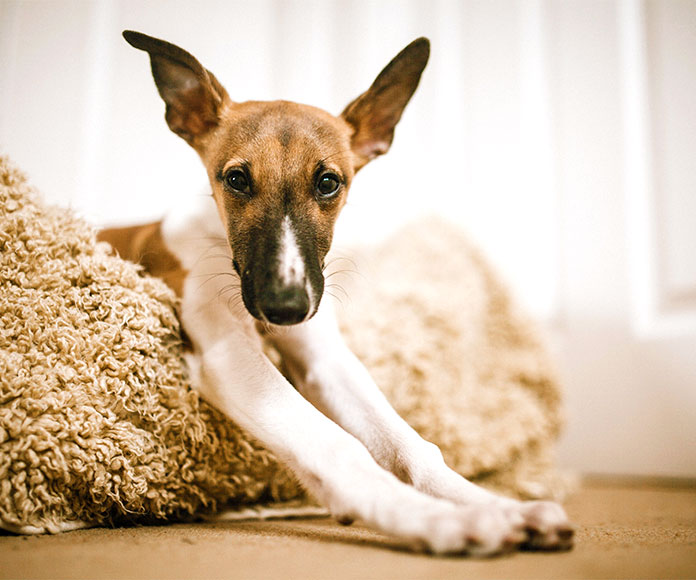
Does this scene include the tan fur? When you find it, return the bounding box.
[201,101,354,265]
[98,222,186,296]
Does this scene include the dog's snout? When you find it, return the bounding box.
[238,216,326,326]
[259,286,310,325]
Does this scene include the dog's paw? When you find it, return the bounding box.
[426,496,574,553]
[408,503,526,556]
[511,500,574,551]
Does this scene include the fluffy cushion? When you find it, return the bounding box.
[0,156,566,534]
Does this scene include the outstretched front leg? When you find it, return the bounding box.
[269,302,574,551]
[179,277,534,555]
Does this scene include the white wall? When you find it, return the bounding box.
[0,0,561,318]
[1,0,695,478]
[547,0,696,477]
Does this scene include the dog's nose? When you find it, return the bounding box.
[260,287,310,325]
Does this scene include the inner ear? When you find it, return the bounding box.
[123,30,229,145]
[150,56,225,142]
[341,37,430,170]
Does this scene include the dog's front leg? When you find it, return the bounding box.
[269,302,574,550]
[180,294,532,555]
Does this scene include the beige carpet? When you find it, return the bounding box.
[1,480,694,580]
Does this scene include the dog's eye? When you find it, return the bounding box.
[224,169,250,195]
[316,173,341,198]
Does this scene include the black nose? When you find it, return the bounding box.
[259,287,310,325]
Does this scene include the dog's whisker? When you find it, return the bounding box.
[226,294,245,316]
[193,271,238,292]
[198,250,233,260]
[256,320,280,337]
[216,282,240,301]
[189,246,233,271]
[324,268,360,281]
[325,282,349,301]
[190,270,237,280]
[197,253,235,265]
[324,290,344,307]
[323,255,361,274]
[183,234,227,243]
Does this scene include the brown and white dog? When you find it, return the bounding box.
[100,30,573,555]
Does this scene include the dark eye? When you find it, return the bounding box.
[316,173,341,198]
[224,169,250,195]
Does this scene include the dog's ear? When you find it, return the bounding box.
[123,30,229,146]
[341,38,429,171]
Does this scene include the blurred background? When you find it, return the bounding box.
[1,0,695,480]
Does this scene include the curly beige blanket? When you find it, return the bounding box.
[0,156,566,534]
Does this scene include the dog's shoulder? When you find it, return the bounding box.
[99,221,186,296]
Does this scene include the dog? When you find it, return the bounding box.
[99,30,574,555]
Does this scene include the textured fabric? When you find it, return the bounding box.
[0,155,566,534]
[336,220,565,498]
[0,157,301,534]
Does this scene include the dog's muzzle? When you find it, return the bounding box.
[236,215,325,326]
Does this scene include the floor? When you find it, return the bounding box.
[1,480,695,580]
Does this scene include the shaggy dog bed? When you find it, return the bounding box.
[0,155,566,534]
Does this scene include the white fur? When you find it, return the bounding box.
[277,215,315,319]
[278,216,305,286]
[161,191,226,272]
[160,191,572,555]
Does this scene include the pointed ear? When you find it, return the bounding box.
[123,30,229,146]
[341,38,429,170]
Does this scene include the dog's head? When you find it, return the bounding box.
[123,30,429,325]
